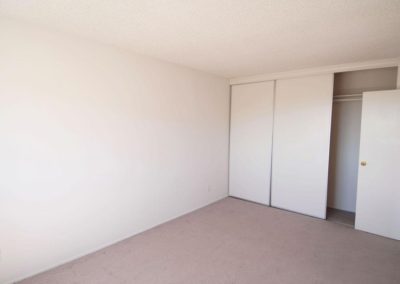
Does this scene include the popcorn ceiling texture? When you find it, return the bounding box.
[0,0,399,77]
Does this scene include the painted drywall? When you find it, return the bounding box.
[0,18,230,283]
[333,67,398,95]
[327,68,398,212]
[328,100,362,212]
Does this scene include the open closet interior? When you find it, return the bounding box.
[327,67,398,227]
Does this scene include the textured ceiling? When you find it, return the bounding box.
[1,0,399,78]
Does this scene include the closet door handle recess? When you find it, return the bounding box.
[360,161,367,166]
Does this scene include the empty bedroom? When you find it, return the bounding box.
[0,1,399,283]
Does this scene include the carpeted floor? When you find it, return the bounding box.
[326,207,355,227]
[19,197,400,284]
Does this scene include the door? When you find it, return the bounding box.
[271,74,334,218]
[355,89,400,240]
[229,81,274,205]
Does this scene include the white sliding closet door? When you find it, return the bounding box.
[229,81,274,205]
[271,74,333,218]
[355,90,400,240]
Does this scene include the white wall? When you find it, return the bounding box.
[327,100,362,212]
[333,67,398,95]
[0,18,230,283]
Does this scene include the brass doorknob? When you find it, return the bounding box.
[360,161,367,166]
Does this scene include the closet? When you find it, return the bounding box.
[327,67,398,227]
[229,66,400,240]
[229,74,334,213]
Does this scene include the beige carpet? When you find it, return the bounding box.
[19,197,400,284]
[326,207,356,227]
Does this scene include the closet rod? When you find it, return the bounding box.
[333,98,362,103]
[333,94,362,102]
[333,94,362,99]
